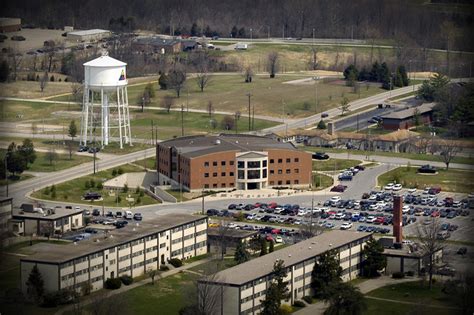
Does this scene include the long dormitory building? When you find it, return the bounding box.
[199,230,372,315]
[20,214,207,294]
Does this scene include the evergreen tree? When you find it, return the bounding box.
[18,138,36,165]
[261,260,289,315]
[380,62,391,89]
[238,27,246,38]
[343,64,359,81]
[358,67,370,81]
[393,68,404,87]
[317,120,327,129]
[398,65,409,86]
[311,249,342,298]
[190,23,198,36]
[269,240,274,252]
[361,238,387,277]
[324,282,367,315]
[234,241,251,264]
[68,120,77,140]
[0,59,10,82]
[260,238,268,256]
[158,73,169,90]
[369,61,381,82]
[6,142,28,176]
[230,25,238,38]
[26,265,44,304]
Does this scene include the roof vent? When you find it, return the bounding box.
[95,239,100,243]
[215,139,221,145]
[236,141,239,144]
[329,243,332,247]
[136,223,139,227]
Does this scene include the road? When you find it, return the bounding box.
[260,84,422,134]
[334,106,395,131]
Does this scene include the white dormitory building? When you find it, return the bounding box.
[199,230,372,315]
[20,214,207,295]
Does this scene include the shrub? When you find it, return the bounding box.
[123,184,128,193]
[51,191,57,199]
[96,182,103,190]
[105,278,122,289]
[89,179,95,188]
[160,265,170,271]
[293,300,306,307]
[136,197,141,204]
[279,304,293,315]
[84,181,90,189]
[120,275,133,285]
[139,190,144,197]
[392,272,405,279]
[169,258,183,268]
[405,271,415,277]
[302,296,313,304]
[41,292,58,307]
[112,169,117,176]
[117,168,124,175]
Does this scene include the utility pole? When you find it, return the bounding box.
[4,154,8,197]
[246,93,252,131]
[181,104,185,136]
[252,103,255,131]
[201,192,205,215]
[313,76,319,114]
[250,28,253,42]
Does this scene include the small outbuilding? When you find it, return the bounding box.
[380,103,435,130]
[207,227,258,256]
[0,18,21,33]
[67,29,111,42]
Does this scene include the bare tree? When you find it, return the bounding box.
[8,49,22,81]
[415,218,445,290]
[196,56,212,92]
[215,221,231,260]
[339,97,350,116]
[267,51,279,78]
[439,140,460,170]
[196,273,223,315]
[162,95,175,113]
[221,115,235,131]
[308,47,319,71]
[440,21,461,76]
[70,83,83,102]
[39,71,48,93]
[45,148,58,167]
[168,64,187,98]
[207,101,214,117]
[147,268,161,285]
[242,65,254,83]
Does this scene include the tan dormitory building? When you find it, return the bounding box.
[20,214,207,295]
[156,134,313,192]
[199,230,372,315]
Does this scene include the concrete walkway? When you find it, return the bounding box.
[364,296,460,310]
[54,257,212,315]
[293,276,419,315]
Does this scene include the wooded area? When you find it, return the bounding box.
[2,0,473,51]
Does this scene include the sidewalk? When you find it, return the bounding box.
[55,257,212,315]
[293,276,419,315]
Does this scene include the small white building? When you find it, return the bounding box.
[67,29,111,42]
[235,43,248,50]
[0,197,13,234]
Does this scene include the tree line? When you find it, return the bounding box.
[2,0,472,52]
[343,61,410,90]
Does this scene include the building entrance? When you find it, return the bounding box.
[247,182,258,190]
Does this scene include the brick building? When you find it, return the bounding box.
[156,134,312,191]
[380,103,435,130]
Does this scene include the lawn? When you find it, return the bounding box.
[31,164,160,207]
[366,281,461,312]
[378,166,474,193]
[0,99,81,123]
[28,151,93,172]
[303,146,474,166]
[0,173,34,186]
[134,156,156,170]
[312,173,334,190]
[313,158,361,171]
[365,298,461,315]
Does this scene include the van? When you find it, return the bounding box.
[125,211,133,220]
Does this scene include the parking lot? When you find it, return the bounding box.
[206,188,473,243]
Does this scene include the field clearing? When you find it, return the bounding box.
[31,164,160,207]
[378,167,474,193]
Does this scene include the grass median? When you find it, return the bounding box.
[31,164,160,207]
[313,158,362,171]
[378,166,474,193]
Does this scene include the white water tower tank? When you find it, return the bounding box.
[83,55,127,90]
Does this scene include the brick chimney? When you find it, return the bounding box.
[393,195,403,243]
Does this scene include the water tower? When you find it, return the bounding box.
[80,55,132,149]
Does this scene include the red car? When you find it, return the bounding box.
[268,202,278,209]
[271,228,281,235]
[431,211,440,217]
[331,185,348,192]
[374,217,385,225]
[266,234,274,242]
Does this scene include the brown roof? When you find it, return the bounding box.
[374,129,418,142]
[381,103,435,120]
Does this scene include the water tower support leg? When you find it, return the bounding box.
[117,86,123,149]
[125,87,132,146]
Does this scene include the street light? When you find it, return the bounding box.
[313,76,320,115]
[250,28,253,42]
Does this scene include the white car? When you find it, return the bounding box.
[340,222,353,230]
[75,206,81,211]
[297,210,307,216]
[369,195,377,201]
[402,240,414,245]
[393,184,403,191]
[369,204,378,211]
[407,188,417,194]
[402,205,410,214]
[335,213,345,220]
[227,223,238,229]
[366,216,376,223]
[125,210,134,220]
[247,214,256,220]
[103,219,117,225]
[275,235,283,243]
[384,183,394,190]
[331,196,341,203]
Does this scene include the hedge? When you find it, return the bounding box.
[120,275,133,285]
[293,300,306,307]
[392,271,405,279]
[105,277,122,289]
[169,258,183,268]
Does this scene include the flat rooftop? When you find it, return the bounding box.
[21,214,206,264]
[206,230,372,286]
[159,134,297,158]
[208,228,258,239]
[381,103,435,120]
[68,29,110,36]
[12,207,82,220]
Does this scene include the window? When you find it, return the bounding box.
[295,180,299,184]
[213,172,217,177]
[238,161,245,168]
[295,158,299,162]
[230,183,234,187]
[278,159,282,163]
[230,161,235,166]
[294,169,299,174]
[222,183,226,187]
[238,170,245,179]
[278,180,282,185]
[270,181,274,185]
[204,162,209,167]
[229,172,234,176]
[221,172,226,176]
[213,161,218,166]
[204,173,209,178]
[286,180,291,185]
[263,169,267,178]
[278,170,282,174]
[213,183,217,188]
[204,184,209,188]
[286,158,291,163]
[247,170,260,179]
[263,160,267,167]
[221,161,226,166]
[247,161,260,168]
[286,169,291,174]
[270,159,274,164]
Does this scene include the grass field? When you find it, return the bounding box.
[378,167,474,193]
[365,281,462,314]
[31,164,160,207]
[313,158,361,171]
[303,146,474,166]
[0,173,34,186]
[312,173,334,190]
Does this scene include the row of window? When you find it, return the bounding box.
[241,290,264,304]
[119,254,130,262]
[269,168,300,175]
[237,160,267,169]
[204,171,235,177]
[270,158,299,163]
[269,180,300,185]
[132,250,144,258]
[204,160,235,167]
[203,182,235,189]
[340,252,362,264]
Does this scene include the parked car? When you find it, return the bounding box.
[437,266,455,276]
[92,209,101,216]
[133,213,143,221]
[312,152,329,160]
[321,112,329,118]
[457,247,467,255]
[393,184,402,191]
[340,222,353,230]
[11,35,26,41]
[330,185,347,192]
[418,164,437,174]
